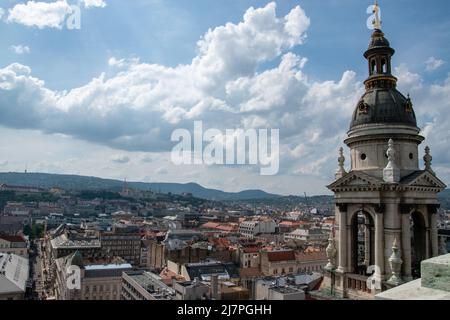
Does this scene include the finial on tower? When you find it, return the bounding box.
[372,1,382,30]
[335,147,347,179]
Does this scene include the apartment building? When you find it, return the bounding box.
[54,251,132,300]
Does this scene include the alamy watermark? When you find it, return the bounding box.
[366,265,382,292]
[367,3,382,30]
[66,265,81,290]
[171,121,279,175]
[65,5,81,30]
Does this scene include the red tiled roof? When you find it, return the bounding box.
[242,246,260,253]
[279,221,302,226]
[200,222,220,229]
[216,224,238,232]
[0,234,26,243]
[295,251,327,261]
[208,237,230,248]
[267,250,295,262]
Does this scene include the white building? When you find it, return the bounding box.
[0,253,29,300]
[284,228,328,242]
[239,220,277,238]
[54,251,132,300]
[0,235,28,258]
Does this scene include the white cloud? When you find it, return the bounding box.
[156,167,168,175]
[425,56,445,71]
[1,2,448,190]
[82,0,106,9]
[111,155,130,164]
[0,8,4,19]
[0,2,365,181]
[395,64,423,91]
[0,2,315,147]
[7,0,72,29]
[108,56,139,68]
[10,45,31,55]
[5,0,107,29]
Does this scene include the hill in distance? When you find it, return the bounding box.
[0,172,280,201]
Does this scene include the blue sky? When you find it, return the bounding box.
[2,0,449,89]
[0,0,449,195]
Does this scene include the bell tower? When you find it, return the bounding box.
[318,4,447,300]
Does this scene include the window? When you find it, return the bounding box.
[381,58,387,73]
[360,153,367,160]
[371,59,376,74]
[409,153,414,160]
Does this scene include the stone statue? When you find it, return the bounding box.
[325,231,337,270]
[424,146,435,175]
[383,139,400,183]
[372,1,382,29]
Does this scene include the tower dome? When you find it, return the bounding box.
[349,28,418,131]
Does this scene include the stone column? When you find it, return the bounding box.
[337,205,347,273]
[401,213,412,280]
[430,213,438,257]
[347,223,353,272]
[375,213,385,277]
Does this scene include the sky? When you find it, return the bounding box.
[0,0,449,196]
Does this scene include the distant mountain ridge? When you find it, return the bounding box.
[0,172,280,201]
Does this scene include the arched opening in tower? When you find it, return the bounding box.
[351,211,375,275]
[410,211,426,278]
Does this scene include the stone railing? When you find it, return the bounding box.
[346,273,372,295]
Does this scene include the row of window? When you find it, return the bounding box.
[272,265,323,275]
[359,152,414,161]
[83,283,118,293]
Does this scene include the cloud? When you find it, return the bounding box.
[156,167,168,175]
[1,1,448,185]
[82,0,106,9]
[425,57,445,71]
[0,2,315,150]
[111,155,130,164]
[5,0,106,29]
[108,56,139,68]
[6,0,72,29]
[395,64,423,91]
[0,8,4,19]
[0,2,364,180]
[140,155,154,163]
[10,45,31,55]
